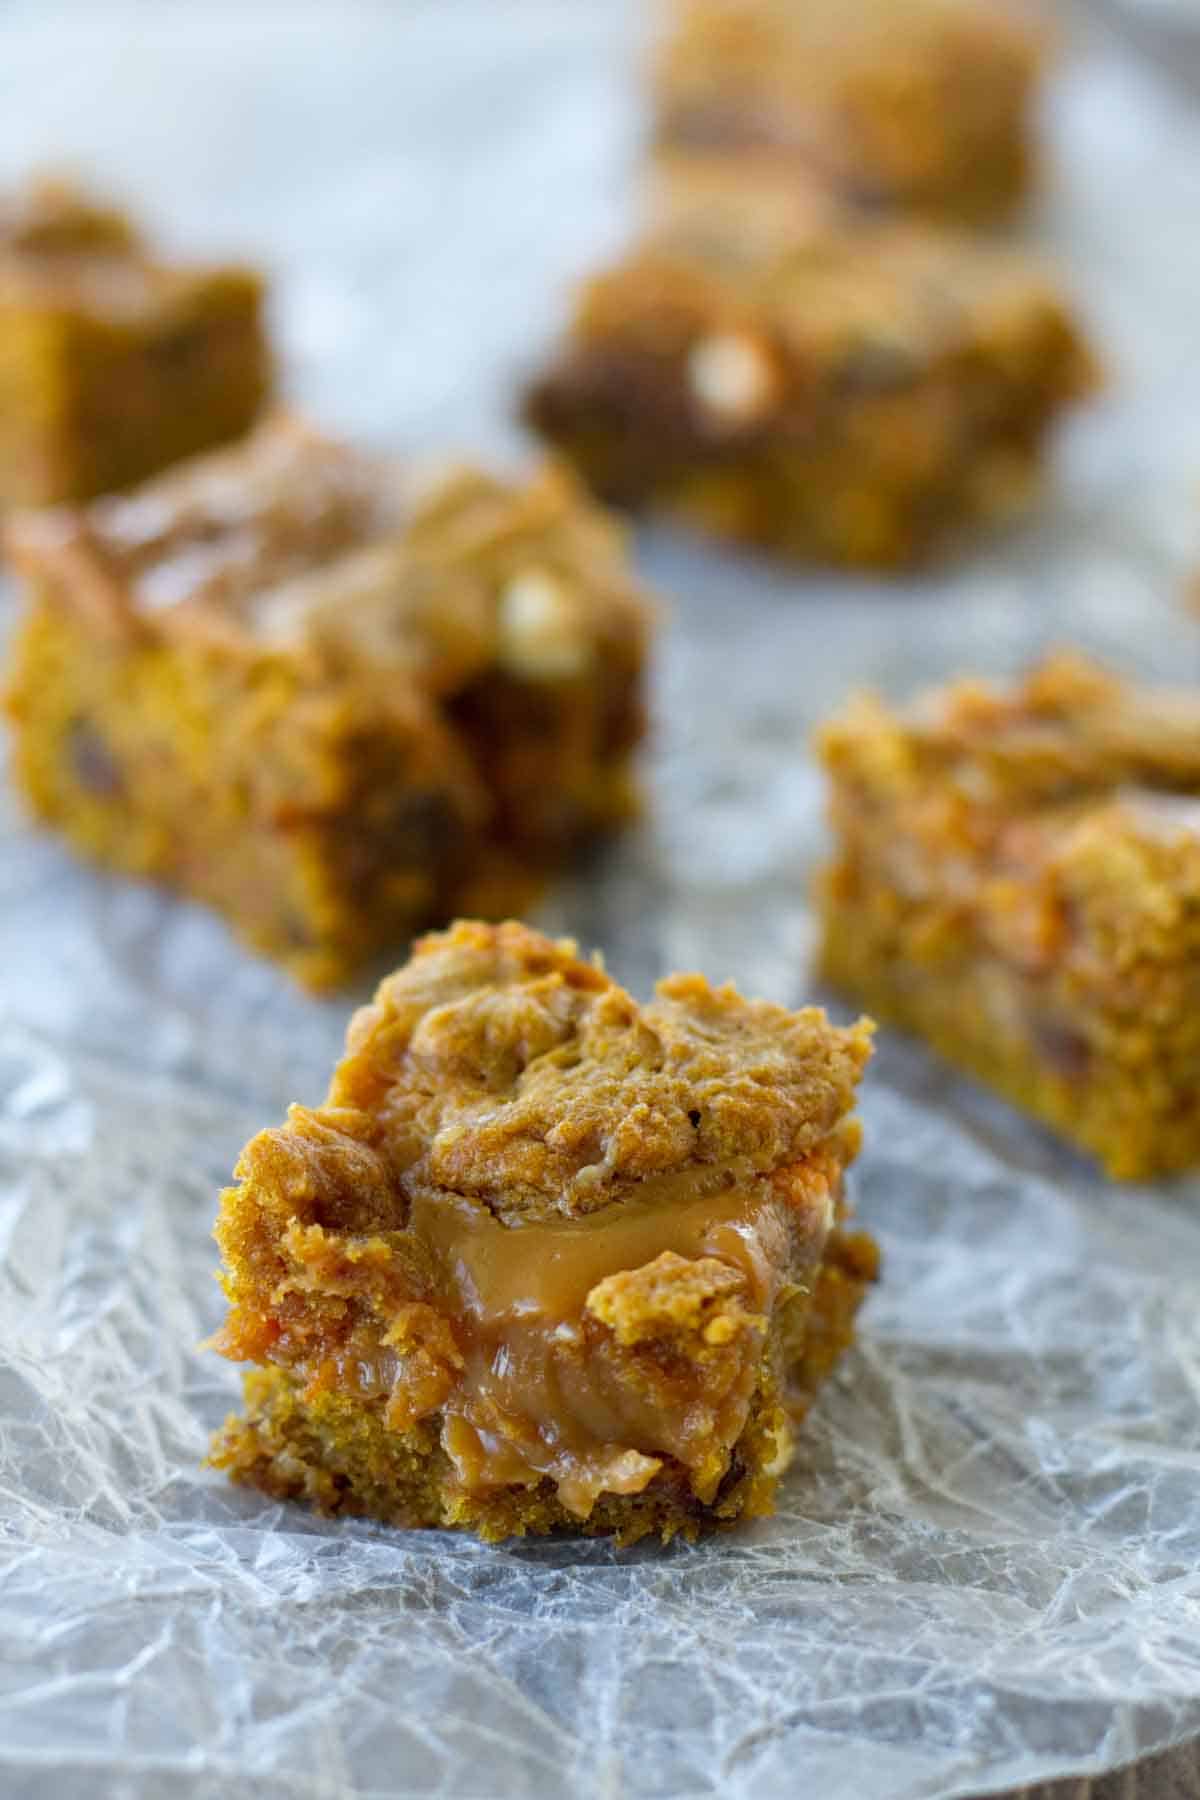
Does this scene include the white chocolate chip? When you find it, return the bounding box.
[761,1419,795,1479]
[687,331,778,427]
[498,568,591,681]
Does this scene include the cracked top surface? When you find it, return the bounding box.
[5,416,651,690]
[318,919,872,1223]
[818,654,1200,972]
[821,651,1200,806]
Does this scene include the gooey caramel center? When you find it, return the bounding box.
[387,1164,831,1518]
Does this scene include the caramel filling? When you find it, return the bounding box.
[373,1165,832,1518]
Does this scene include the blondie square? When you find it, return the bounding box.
[4,419,652,989]
[817,654,1200,1179]
[209,921,877,1542]
[525,158,1096,568]
[653,0,1044,223]
[0,177,270,506]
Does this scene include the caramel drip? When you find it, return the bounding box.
[413,1172,783,1318]
[393,1168,828,1517]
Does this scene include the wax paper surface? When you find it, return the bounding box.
[3,4,1200,1797]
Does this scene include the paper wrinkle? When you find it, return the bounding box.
[2,4,1200,1796]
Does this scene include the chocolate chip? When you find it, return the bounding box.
[835,340,921,395]
[68,719,122,798]
[341,791,463,887]
[1032,1017,1091,1081]
[150,323,203,369]
[280,911,316,950]
[381,792,462,865]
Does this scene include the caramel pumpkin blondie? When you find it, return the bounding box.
[817,653,1200,1179]
[3,418,652,988]
[653,0,1045,223]
[0,177,270,506]
[209,921,877,1542]
[525,157,1095,568]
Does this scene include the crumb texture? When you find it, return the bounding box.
[4,423,653,987]
[212,921,875,1540]
[818,653,1200,1177]
[325,919,874,1215]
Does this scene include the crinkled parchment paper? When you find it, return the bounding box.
[3,5,1200,1796]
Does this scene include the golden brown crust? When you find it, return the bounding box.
[4,415,398,641]
[817,652,1200,1177]
[525,159,1096,568]
[210,922,876,1539]
[325,920,874,1215]
[0,176,271,508]
[574,161,1092,384]
[823,649,1200,800]
[4,429,654,986]
[5,417,651,676]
